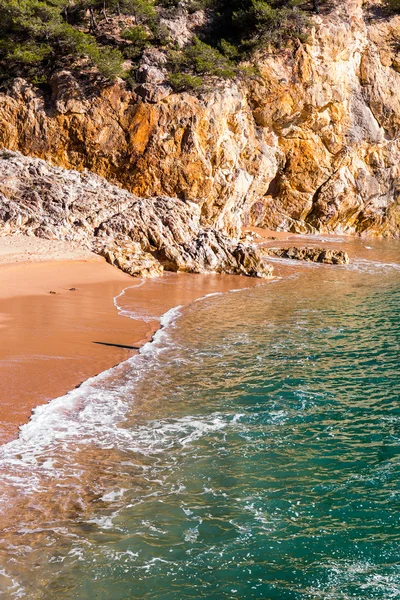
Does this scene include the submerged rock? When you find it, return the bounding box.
[0,151,273,279]
[265,246,349,265]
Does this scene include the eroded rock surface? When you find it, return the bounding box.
[265,247,350,265]
[0,151,273,278]
[0,1,400,238]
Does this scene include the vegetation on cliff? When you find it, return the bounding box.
[1,0,399,239]
[0,0,320,87]
[387,0,400,11]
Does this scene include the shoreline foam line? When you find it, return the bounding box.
[113,279,150,319]
[0,305,184,508]
[2,240,397,450]
[0,273,272,456]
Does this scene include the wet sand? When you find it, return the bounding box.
[0,258,155,445]
[0,237,265,445]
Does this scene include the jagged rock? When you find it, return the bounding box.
[175,230,273,277]
[140,47,168,67]
[95,241,164,278]
[265,246,349,265]
[232,243,274,277]
[0,151,273,279]
[136,65,166,85]
[0,74,279,239]
[49,71,87,115]
[240,231,263,243]
[159,5,207,48]
[135,83,172,103]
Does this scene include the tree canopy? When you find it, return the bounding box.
[0,0,319,87]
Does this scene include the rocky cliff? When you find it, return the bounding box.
[0,0,399,238]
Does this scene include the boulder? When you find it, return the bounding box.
[95,241,164,278]
[136,65,166,85]
[265,246,349,265]
[135,83,172,103]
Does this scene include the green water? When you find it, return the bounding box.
[0,245,399,599]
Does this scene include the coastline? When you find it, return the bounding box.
[0,233,399,598]
[0,253,156,445]
[0,235,268,445]
[2,229,395,447]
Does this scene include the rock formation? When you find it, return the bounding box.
[0,150,273,278]
[265,246,350,265]
[0,1,399,238]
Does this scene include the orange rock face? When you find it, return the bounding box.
[1,0,400,238]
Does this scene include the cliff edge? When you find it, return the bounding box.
[0,0,399,238]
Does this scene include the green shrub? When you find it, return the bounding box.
[219,39,239,60]
[0,0,315,87]
[122,24,151,56]
[211,0,312,50]
[187,0,213,13]
[119,0,157,23]
[387,0,400,10]
[57,26,124,77]
[91,46,125,78]
[237,64,260,78]
[3,41,51,64]
[168,72,203,91]
[151,22,171,46]
[0,0,126,81]
[122,25,149,42]
[182,36,237,77]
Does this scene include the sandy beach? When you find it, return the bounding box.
[0,230,378,446]
[0,237,156,444]
[0,235,267,445]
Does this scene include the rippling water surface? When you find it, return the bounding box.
[0,240,399,599]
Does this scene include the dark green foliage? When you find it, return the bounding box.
[386,0,400,10]
[0,0,317,89]
[209,0,313,51]
[118,0,157,24]
[186,0,213,13]
[163,0,314,90]
[174,36,237,78]
[0,0,124,82]
[166,36,238,90]
[168,72,203,91]
[122,25,150,44]
[89,45,125,78]
[122,25,150,57]
[0,40,51,65]
[219,39,239,60]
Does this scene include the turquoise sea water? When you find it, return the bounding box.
[0,240,399,599]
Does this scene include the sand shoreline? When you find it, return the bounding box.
[0,236,271,445]
[1,228,379,446]
[0,236,157,444]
